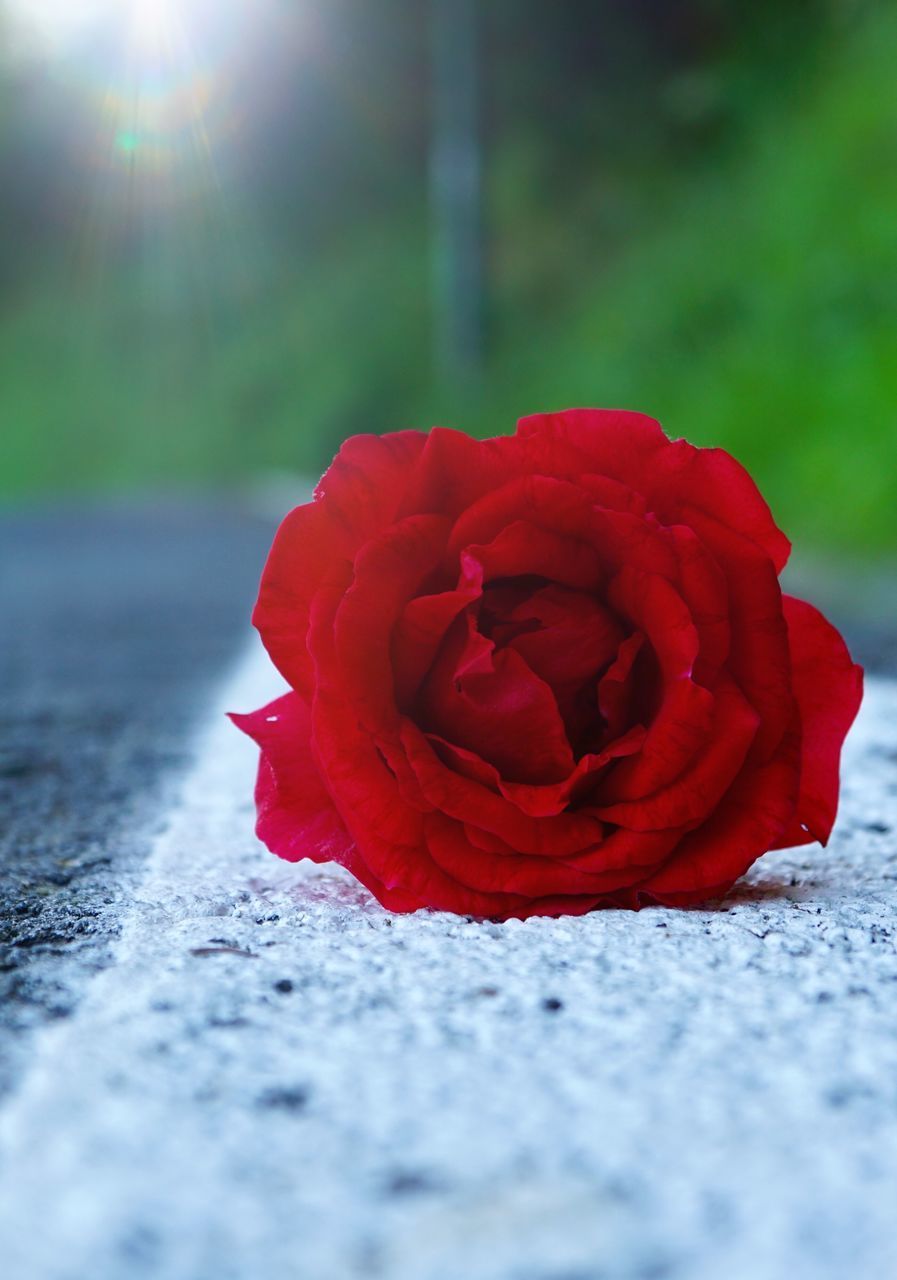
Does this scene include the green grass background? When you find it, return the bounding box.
[1,4,895,554]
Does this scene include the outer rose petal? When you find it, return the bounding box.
[334,513,451,733]
[424,813,652,900]
[253,431,428,696]
[632,716,802,905]
[314,430,428,542]
[230,694,353,864]
[777,595,863,845]
[399,426,529,519]
[230,694,423,912]
[594,677,759,831]
[313,689,538,917]
[666,524,730,686]
[252,501,351,697]
[678,506,792,763]
[516,409,791,573]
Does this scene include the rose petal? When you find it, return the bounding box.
[561,823,683,876]
[680,506,792,762]
[577,473,648,516]
[499,585,624,748]
[399,426,519,519]
[504,585,623,687]
[307,556,537,915]
[418,612,576,784]
[458,519,607,594]
[254,431,429,696]
[231,696,429,912]
[334,513,451,732]
[460,820,683,883]
[448,475,677,582]
[666,524,730,686]
[499,724,645,817]
[778,595,863,845]
[596,568,712,801]
[252,500,351,697]
[401,718,606,856]
[633,714,802,904]
[424,813,652,900]
[426,732,505,789]
[230,693,354,865]
[597,632,645,737]
[516,409,791,572]
[315,430,428,541]
[594,676,760,831]
[392,586,481,711]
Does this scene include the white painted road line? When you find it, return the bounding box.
[1,639,896,1280]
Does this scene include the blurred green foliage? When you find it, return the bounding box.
[0,0,894,553]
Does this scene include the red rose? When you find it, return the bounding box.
[233,410,863,918]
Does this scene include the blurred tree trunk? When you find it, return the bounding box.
[429,0,484,385]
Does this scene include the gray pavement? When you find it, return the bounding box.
[0,499,273,1095]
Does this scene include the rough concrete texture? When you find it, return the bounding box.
[0,501,273,1095]
[1,639,896,1280]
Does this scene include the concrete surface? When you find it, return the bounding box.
[0,500,274,1096]
[1,635,896,1280]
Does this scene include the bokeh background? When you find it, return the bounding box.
[1,0,895,558]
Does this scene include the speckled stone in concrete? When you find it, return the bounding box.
[0,641,895,1280]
